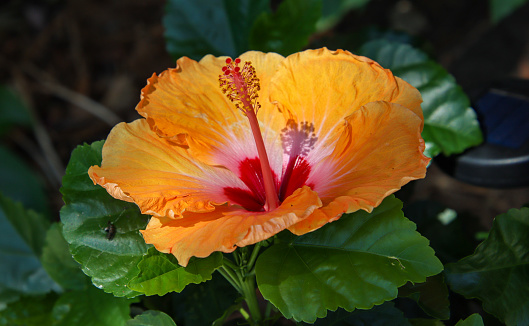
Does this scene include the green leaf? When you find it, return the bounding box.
[41,223,90,291]
[51,286,135,326]
[60,141,150,298]
[0,145,50,215]
[164,0,269,60]
[0,293,58,326]
[445,207,529,326]
[316,0,371,32]
[455,314,484,326]
[249,0,321,56]
[489,0,529,23]
[304,302,411,325]
[128,248,222,296]
[0,85,33,136]
[172,273,239,326]
[0,287,21,309]
[127,311,176,326]
[398,274,450,320]
[256,195,443,323]
[0,193,58,300]
[358,40,483,157]
[0,193,49,256]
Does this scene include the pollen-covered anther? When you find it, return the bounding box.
[219,58,261,114]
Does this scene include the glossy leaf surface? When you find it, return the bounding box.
[358,40,482,158]
[60,141,150,298]
[446,207,529,326]
[256,196,443,322]
[128,248,222,296]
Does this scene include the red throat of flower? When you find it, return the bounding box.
[219,58,280,211]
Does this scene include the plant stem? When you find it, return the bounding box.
[239,307,250,321]
[223,257,240,274]
[247,242,263,271]
[220,245,265,325]
[218,266,242,294]
[241,272,262,325]
[264,302,272,319]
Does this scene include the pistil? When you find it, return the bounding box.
[219,58,280,211]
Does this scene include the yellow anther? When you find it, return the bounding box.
[219,58,261,114]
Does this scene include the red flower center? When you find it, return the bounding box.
[219,59,316,212]
[224,156,314,212]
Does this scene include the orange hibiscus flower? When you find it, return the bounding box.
[88,48,429,266]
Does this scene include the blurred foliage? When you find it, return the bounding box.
[316,0,371,32]
[455,314,485,326]
[398,274,450,320]
[0,193,58,308]
[250,0,321,56]
[489,0,529,22]
[446,208,529,326]
[0,86,50,216]
[164,0,269,60]
[0,86,33,137]
[0,145,50,217]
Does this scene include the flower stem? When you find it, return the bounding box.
[247,241,263,272]
[241,271,262,325]
[223,256,240,272]
[220,246,266,325]
[218,265,242,294]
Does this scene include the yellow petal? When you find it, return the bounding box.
[289,101,429,235]
[141,186,321,266]
[136,51,285,166]
[269,48,423,151]
[88,119,249,218]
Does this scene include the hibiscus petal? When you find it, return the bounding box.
[135,51,285,170]
[88,119,250,218]
[141,186,321,266]
[289,102,429,235]
[269,48,423,154]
